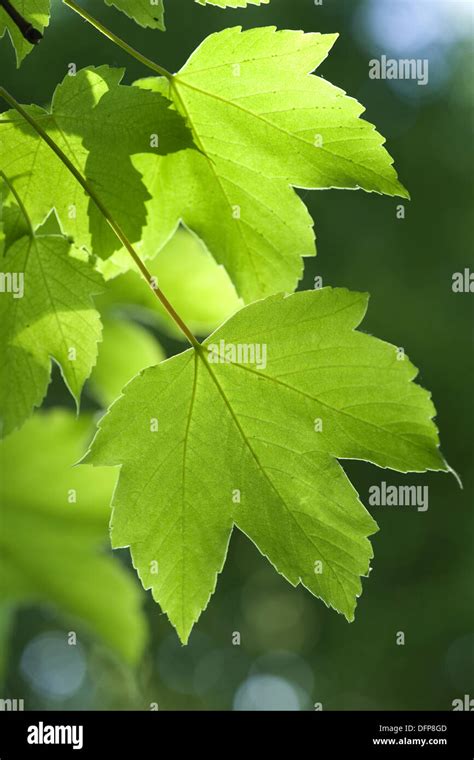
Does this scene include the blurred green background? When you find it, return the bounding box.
[0,0,473,710]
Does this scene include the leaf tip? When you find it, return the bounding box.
[445,461,463,489]
[397,181,411,200]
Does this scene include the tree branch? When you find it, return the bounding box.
[0,0,42,44]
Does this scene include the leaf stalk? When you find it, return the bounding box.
[62,0,173,81]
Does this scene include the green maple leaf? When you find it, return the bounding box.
[131,26,408,301]
[0,223,103,437]
[0,66,192,257]
[84,288,447,643]
[0,410,147,663]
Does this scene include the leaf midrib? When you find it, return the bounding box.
[196,348,355,612]
[219,357,441,465]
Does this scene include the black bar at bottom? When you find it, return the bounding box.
[0,710,472,757]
